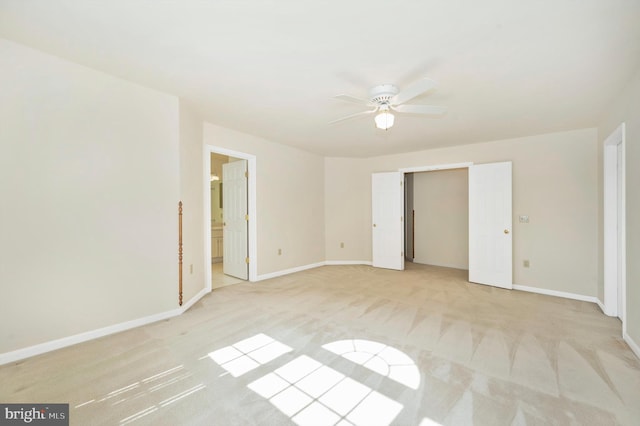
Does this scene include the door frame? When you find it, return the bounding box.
[398,164,473,264]
[399,163,474,268]
[603,123,626,330]
[399,162,474,174]
[204,145,257,286]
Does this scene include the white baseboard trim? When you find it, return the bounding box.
[324,260,372,266]
[256,262,326,281]
[623,331,640,359]
[0,286,210,366]
[255,260,375,281]
[182,287,210,311]
[513,284,597,304]
[0,309,180,366]
[596,298,607,314]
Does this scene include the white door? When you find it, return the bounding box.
[616,142,624,317]
[372,172,405,270]
[223,160,248,280]
[468,162,512,289]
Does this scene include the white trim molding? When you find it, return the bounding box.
[0,310,176,366]
[256,262,326,281]
[513,284,598,304]
[256,260,374,281]
[399,162,473,173]
[0,287,210,366]
[181,287,210,311]
[603,123,626,324]
[624,331,640,359]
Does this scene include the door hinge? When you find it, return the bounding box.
[245,214,249,221]
[401,216,403,222]
[245,171,248,178]
[401,252,404,256]
[245,257,250,264]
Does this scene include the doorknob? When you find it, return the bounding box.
[504,229,509,234]
[373,224,377,227]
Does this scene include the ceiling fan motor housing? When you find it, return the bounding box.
[368,84,399,106]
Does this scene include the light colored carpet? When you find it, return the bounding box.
[1,264,639,425]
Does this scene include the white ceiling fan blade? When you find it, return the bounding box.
[392,104,447,115]
[391,78,437,105]
[333,94,372,106]
[329,109,377,124]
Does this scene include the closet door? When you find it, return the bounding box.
[469,162,512,289]
[372,172,405,271]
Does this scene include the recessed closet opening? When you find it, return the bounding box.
[405,168,469,271]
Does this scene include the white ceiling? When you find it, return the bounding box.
[1,0,639,157]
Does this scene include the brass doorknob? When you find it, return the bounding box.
[504,229,509,234]
[373,224,377,227]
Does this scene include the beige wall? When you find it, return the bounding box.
[0,39,180,353]
[413,169,469,269]
[598,66,640,347]
[326,128,598,297]
[179,101,206,303]
[203,124,325,276]
[325,157,370,261]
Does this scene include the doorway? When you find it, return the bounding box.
[407,168,469,270]
[603,123,626,331]
[205,145,257,289]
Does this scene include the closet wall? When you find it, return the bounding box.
[412,168,469,270]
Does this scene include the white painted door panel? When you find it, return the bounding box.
[223,160,248,280]
[469,162,512,289]
[372,172,405,270]
[617,143,623,317]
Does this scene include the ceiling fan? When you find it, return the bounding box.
[330,78,447,130]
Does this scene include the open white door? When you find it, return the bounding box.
[469,162,512,289]
[223,160,248,280]
[372,172,405,270]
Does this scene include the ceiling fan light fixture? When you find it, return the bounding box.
[332,78,445,129]
[375,110,395,130]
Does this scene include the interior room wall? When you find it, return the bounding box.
[0,39,180,354]
[325,128,598,297]
[413,169,469,269]
[597,65,640,349]
[203,123,325,276]
[179,101,206,303]
[324,157,371,262]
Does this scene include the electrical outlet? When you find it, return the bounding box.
[523,260,530,268]
[278,248,282,255]
[519,215,529,223]
[340,242,344,248]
